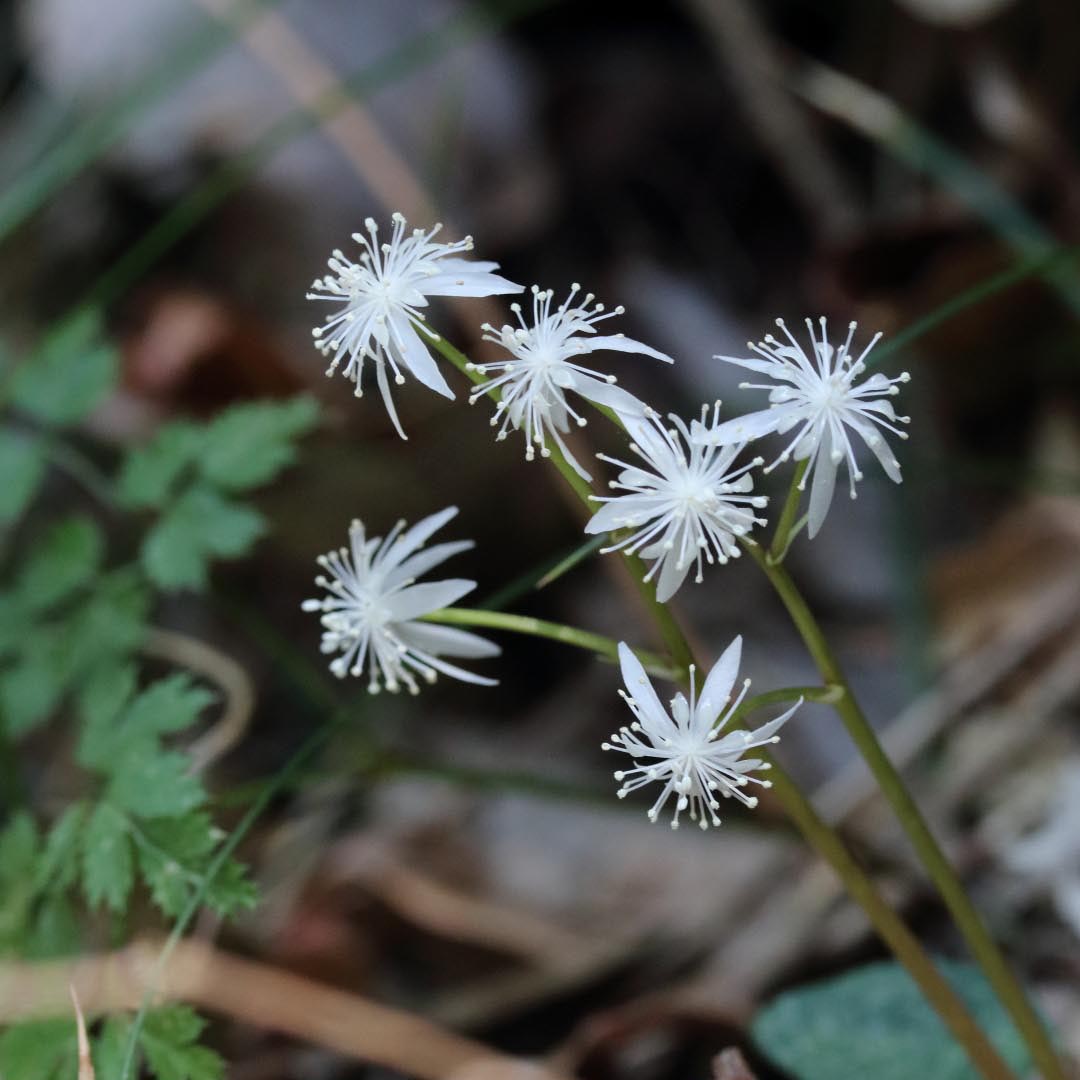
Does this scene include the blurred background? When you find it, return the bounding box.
[2,0,1080,1076]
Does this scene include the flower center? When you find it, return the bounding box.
[817,372,848,411]
[675,475,713,511]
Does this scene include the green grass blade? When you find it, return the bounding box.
[795,63,1080,318]
[79,0,551,313]
[0,0,281,244]
[870,246,1080,368]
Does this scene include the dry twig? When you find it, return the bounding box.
[2,939,565,1080]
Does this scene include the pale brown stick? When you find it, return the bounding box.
[2,939,564,1080]
[141,627,255,772]
[71,987,95,1080]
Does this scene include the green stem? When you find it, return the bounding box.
[746,543,1060,1080]
[726,684,842,729]
[120,713,342,1080]
[425,328,695,677]
[768,460,808,562]
[869,246,1080,369]
[430,327,1018,1080]
[39,436,117,508]
[765,762,1017,1080]
[421,606,677,679]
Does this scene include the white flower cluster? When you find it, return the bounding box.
[302,213,913,827]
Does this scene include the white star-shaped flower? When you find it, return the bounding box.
[465,284,673,479]
[585,405,768,603]
[302,506,499,694]
[308,213,523,438]
[605,637,800,830]
[693,317,911,538]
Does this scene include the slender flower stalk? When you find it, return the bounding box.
[422,606,676,679]
[423,325,696,675]
[426,323,1022,1079]
[744,477,1063,1080]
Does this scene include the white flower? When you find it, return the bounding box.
[694,317,911,538]
[308,213,523,438]
[302,506,499,693]
[604,637,800,830]
[585,405,768,603]
[465,284,673,480]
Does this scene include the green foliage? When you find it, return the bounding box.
[0,563,148,737]
[81,802,134,913]
[15,517,104,614]
[0,431,45,523]
[199,395,320,491]
[752,960,1032,1080]
[73,675,255,916]
[0,1006,225,1080]
[10,311,119,426]
[0,631,67,736]
[0,1019,77,1080]
[92,1016,134,1080]
[35,804,87,894]
[116,422,202,510]
[0,384,316,1075]
[142,487,265,590]
[116,395,318,589]
[140,1006,225,1080]
[0,813,38,943]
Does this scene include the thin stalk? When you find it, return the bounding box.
[430,327,1018,1080]
[119,712,341,1080]
[725,684,842,729]
[39,436,117,509]
[794,61,1080,318]
[535,534,607,590]
[745,542,1060,1080]
[422,606,677,679]
[425,328,695,676]
[480,534,606,610]
[0,0,283,243]
[765,762,1017,1080]
[768,460,808,562]
[869,246,1080,369]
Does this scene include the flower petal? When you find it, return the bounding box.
[692,408,786,446]
[394,319,454,399]
[806,431,838,539]
[574,334,674,363]
[385,540,474,588]
[375,357,408,439]
[698,635,742,728]
[415,652,499,686]
[396,621,501,658]
[618,642,672,732]
[379,506,459,570]
[654,551,690,603]
[571,374,651,416]
[846,415,903,483]
[585,500,639,535]
[389,578,476,621]
[422,269,524,297]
